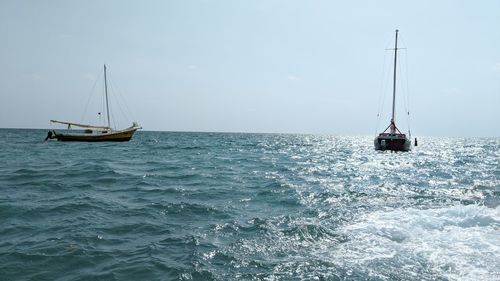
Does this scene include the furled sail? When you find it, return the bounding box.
[50,120,111,130]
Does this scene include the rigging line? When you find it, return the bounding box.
[379,49,392,131]
[105,66,117,130]
[377,40,392,116]
[404,48,412,134]
[380,35,396,111]
[375,49,389,136]
[106,82,116,129]
[110,101,117,130]
[396,47,410,135]
[107,75,129,126]
[397,49,408,117]
[108,72,135,122]
[102,77,107,127]
[397,34,412,133]
[378,51,388,114]
[396,48,409,133]
[80,69,103,123]
[108,71,136,122]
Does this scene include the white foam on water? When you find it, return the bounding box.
[335,204,500,280]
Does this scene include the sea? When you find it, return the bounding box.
[0,129,499,281]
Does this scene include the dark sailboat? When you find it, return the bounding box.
[46,65,141,142]
[374,30,411,151]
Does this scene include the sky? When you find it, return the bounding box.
[0,0,499,137]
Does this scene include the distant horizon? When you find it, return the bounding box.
[1,126,499,139]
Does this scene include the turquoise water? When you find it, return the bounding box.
[1,129,499,280]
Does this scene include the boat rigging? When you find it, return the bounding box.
[46,65,141,142]
[374,30,413,151]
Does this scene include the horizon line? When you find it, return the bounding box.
[0,127,499,138]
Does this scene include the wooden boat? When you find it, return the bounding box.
[46,65,141,142]
[374,30,411,151]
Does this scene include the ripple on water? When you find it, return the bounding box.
[0,131,499,280]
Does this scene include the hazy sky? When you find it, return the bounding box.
[1,0,499,136]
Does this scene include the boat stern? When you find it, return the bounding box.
[374,133,411,151]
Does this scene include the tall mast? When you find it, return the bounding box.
[390,30,399,134]
[104,64,111,128]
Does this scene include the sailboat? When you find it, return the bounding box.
[46,65,141,142]
[374,30,411,151]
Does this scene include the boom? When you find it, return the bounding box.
[50,120,111,129]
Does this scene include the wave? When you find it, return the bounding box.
[1,131,499,280]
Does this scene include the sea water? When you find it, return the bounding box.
[0,129,499,280]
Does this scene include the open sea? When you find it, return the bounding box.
[0,129,499,281]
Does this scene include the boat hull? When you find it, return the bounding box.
[53,128,138,142]
[374,134,411,151]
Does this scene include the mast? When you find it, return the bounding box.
[390,29,399,134]
[104,64,111,128]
